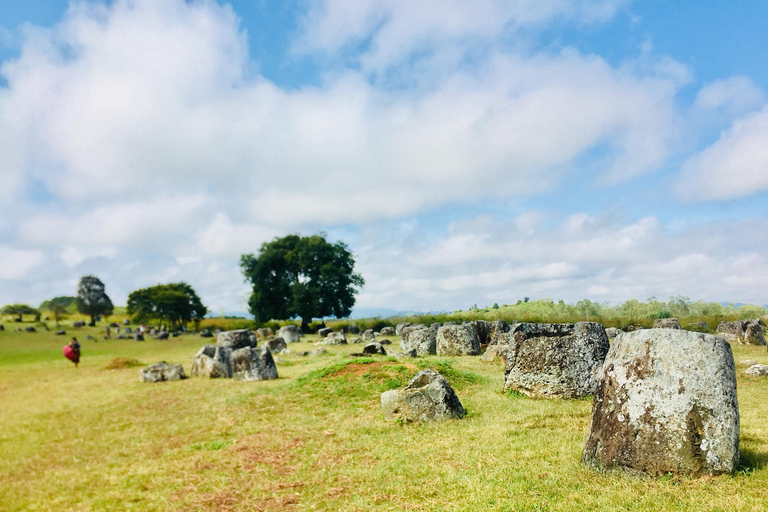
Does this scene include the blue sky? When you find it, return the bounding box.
[0,0,767,315]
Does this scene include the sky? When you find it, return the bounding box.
[0,0,767,316]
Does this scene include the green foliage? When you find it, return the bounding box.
[76,275,114,324]
[127,282,207,330]
[1,303,40,322]
[240,234,364,328]
[39,296,77,312]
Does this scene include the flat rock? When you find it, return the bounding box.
[363,342,387,355]
[436,324,481,356]
[231,346,279,381]
[381,369,465,423]
[503,322,609,398]
[140,362,187,383]
[308,348,328,357]
[746,364,768,376]
[582,329,739,476]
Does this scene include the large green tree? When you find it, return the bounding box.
[127,282,207,331]
[240,234,364,330]
[76,275,114,326]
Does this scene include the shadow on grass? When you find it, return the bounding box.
[739,447,768,473]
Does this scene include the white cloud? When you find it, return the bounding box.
[0,247,45,280]
[353,213,768,311]
[676,105,768,201]
[297,0,630,71]
[694,76,764,114]
[0,0,683,230]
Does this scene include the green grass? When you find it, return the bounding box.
[2,324,768,511]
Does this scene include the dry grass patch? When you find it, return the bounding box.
[103,357,144,370]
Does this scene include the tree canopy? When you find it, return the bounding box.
[1,304,40,322]
[76,275,114,325]
[240,234,364,329]
[127,282,207,330]
[40,296,77,313]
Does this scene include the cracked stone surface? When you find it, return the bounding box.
[582,329,739,476]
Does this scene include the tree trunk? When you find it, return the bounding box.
[89,315,96,327]
[301,317,312,333]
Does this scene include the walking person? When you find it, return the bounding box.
[63,337,81,367]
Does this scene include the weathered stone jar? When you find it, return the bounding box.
[582,329,739,476]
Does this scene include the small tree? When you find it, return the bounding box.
[40,296,76,326]
[127,282,207,331]
[76,275,114,326]
[1,304,40,322]
[240,234,364,331]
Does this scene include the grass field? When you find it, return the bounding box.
[2,324,768,511]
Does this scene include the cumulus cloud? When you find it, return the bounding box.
[0,0,683,228]
[353,213,768,311]
[0,0,763,311]
[677,105,768,201]
[0,247,45,280]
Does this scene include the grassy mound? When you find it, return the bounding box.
[103,357,144,370]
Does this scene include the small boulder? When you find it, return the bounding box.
[25,326,37,333]
[400,325,437,356]
[381,369,465,423]
[157,331,170,340]
[277,325,301,343]
[396,349,418,358]
[436,324,480,356]
[199,329,213,338]
[191,345,232,378]
[318,327,333,337]
[362,329,376,342]
[309,348,328,357]
[351,337,363,344]
[503,322,609,398]
[266,337,287,352]
[746,364,768,376]
[124,327,132,334]
[122,319,130,325]
[379,339,392,345]
[346,325,360,334]
[395,323,412,336]
[380,326,395,336]
[72,321,85,328]
[231,347,279,381]
[217,329,253,350]
[323,332,347,345]
[55,330,66,335]
[488,320,511,345]
[363,342,387,355]
[604,327,623,339]
[134,332,145,341]
[717,320,766,345]
[140,362,186,383]
[653,318,681,329]
[582,329,739,476]
[255,327,273,339]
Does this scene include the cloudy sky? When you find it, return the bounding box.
[1,0,767,315]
